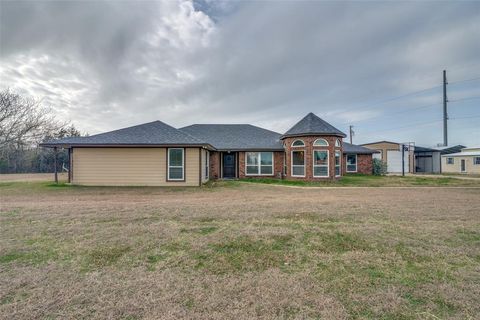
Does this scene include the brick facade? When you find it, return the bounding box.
[238,151,284,179]
[209,145,374,181]
[343,153,373,175]
[282,136,343,181]
[209,151,221,179]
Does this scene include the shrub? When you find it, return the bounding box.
[373,158,387,175]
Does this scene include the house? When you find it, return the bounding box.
[361,141,414,173]
[441,147,480,174]
[41,113,377,186]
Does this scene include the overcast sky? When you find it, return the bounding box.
[1,0,479,147]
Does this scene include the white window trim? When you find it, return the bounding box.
[473,157,480,165]
[335,151,341,177]
[346,154,357,173]
[204,150,209,181]
[291,150,305,177]
[313,138,329,147]
[291,139,305,147]
[167,148,185,181]
[335,139,341,147]
[313,149,329,178]
[245,152,274,176]
[446,157,454,165]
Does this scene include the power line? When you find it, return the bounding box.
[449,96,480,103]
[450,115,480,120]
[359,119,443,135]
[449,76,480,85]
[332,84,442,115]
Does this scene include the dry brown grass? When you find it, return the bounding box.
[1,181,479,319]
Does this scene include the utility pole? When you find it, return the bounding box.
[349,125,354,144]
[443,70,448,146]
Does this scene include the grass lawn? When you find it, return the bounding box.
[240,174,480,187]
[1,180,479,319]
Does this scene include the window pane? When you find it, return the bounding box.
[246,152,258,165]
[347,164,356,172]
[335,139,341,147]
[246,165,258,175]
[314,151,328,165]
[260,152,273,165]
[261,166,272,175]
[169,167,183,180]
[475,157,480,165]
[335,166,340,176]
[292,151,304,165]
[313,139,328,146]
[335,152,340,165]
[292,166,304,176]
[169,149,183,166]
[292,140,305,147]
[347,155,356,165]
[314,166,328,176]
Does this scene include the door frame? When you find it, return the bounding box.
[461,159,466,173]
[221,152,237,179]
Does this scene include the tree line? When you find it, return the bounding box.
[0,89,84,174]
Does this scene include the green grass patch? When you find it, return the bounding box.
[0,248,58,265]
[239,175,480,187]
[84,245,131,270]
[180,226,218,235]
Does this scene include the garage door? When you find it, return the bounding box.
[387,150,409,173]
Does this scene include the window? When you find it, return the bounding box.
[335,139,341,147]
[246,152,273,175]
[335,151,341,176]
[474,157,480,165]
[204,150,209,180]
[292,150,305,176]
[313,138,328,146]
[446,157,454,165]
[292,139,305,147]
[168,148,184,180]
[313,150,329,177]
[346,154,357,172]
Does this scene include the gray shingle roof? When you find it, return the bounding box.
[281,112,346,138]
[180,124,284,151]
[414,146,439,153]
[41,121,208,147]
[343,142,378,154]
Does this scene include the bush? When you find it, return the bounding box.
[373,158,387,175]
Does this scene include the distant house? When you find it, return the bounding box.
[441,147,480,174]
[361,141,414,173]
[41,113,377,186]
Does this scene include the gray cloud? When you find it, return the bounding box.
[1,0,479,146]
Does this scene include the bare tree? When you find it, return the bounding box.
[0,88,62,149]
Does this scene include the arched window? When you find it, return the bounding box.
[335,139,341,147]
[292,139,305,147]
[313,138,329,146]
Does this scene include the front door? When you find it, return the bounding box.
[461,159,466,172]
[223,153,236,178]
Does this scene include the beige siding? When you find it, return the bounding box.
[362,142,414,173]
[442,156,480,174]
[72,147,200,186]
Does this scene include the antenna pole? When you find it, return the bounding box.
[443,70,448,146]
